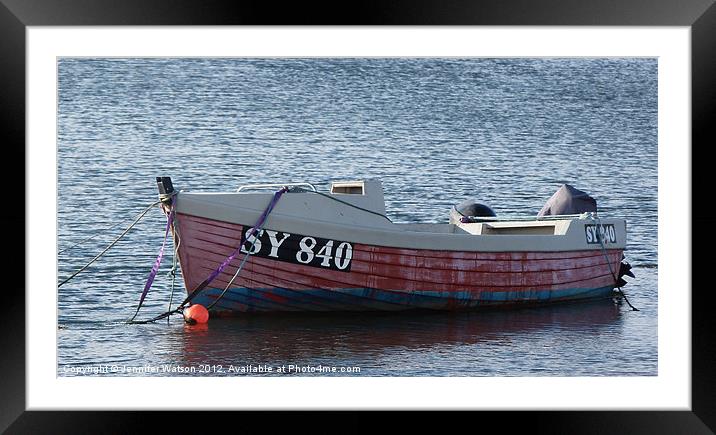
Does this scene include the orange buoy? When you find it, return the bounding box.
[183,304,209,324]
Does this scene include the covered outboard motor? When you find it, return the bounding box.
[537,184,597,217]
[450,199,496,223]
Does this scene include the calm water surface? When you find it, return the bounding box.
[57,58,657,376]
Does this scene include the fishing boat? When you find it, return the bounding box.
[156,177,633,315]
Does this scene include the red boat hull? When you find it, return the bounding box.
[174,213,622,313]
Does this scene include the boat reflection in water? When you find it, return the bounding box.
[179,298,624,376]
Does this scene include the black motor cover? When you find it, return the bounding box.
[454,199,497,218]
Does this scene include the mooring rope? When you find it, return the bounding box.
[589,214,639,311]
[206,187,287,310]
[166,226,181,324]
[126,187,288,324]
[127,200,176,323]
[57,199,163,288]
[58,201,161,255]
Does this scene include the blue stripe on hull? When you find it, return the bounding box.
[190,286,616,314]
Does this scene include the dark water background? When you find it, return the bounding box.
[57,58,657,376]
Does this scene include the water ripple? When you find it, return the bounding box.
[58,58,657,376]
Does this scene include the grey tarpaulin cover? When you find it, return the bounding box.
[537,184,597,217]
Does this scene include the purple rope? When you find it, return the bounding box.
[130,201,175,319]
[183,186,288,304]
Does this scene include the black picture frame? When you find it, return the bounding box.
[2,0,713,432]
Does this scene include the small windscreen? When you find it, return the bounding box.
[331,183,364,195]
